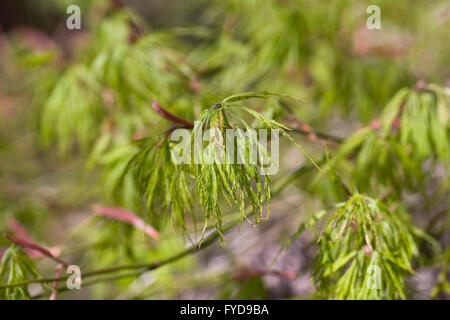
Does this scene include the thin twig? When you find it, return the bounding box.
[284,115,343,144]
[152,101,194,128]
[4,233,69,268]
[92,205,159,240]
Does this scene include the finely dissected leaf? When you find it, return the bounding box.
[0,246,43,300]
[379,88,409,138]
[191,92,320,243]
[191,107,268,242]
[223,91,302,103]
[110,137,194,230]
[313,194,420,300]
[39,65,104,155]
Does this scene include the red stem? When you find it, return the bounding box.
[152,101,194,128]
[7,218,33,243]
[92,205,159,240]
[4,233,69,267]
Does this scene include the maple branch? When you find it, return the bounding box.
[284,115,343,144]
[92,205,159,240]
[4,233,69,268]
[152,101,194,128]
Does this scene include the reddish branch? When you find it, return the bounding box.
[4,233,69,267]
[92,205,159,240]
[284,115,343,144]
[152,101,344,145]
[7,218,33,243]
[3,218,61,261]
[152,101,194,128]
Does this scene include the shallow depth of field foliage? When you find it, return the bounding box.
[0,0,449,300]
